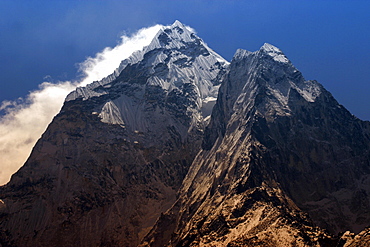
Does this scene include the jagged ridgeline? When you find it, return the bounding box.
[1,21,370,247]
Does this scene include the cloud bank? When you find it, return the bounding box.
[0,24,163,185]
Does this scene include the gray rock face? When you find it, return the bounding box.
[142,44,370,246]
[0,21,228,247]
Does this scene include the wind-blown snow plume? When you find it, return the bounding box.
[0,24,163,185]
[78,24,162,86]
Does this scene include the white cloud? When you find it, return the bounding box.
[0,24,163,185]
[78,24,163,86]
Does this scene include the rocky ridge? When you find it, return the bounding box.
[141,43,370,246]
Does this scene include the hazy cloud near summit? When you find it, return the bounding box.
[0,24,163,185]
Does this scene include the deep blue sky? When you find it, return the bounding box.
[1,0,369,120]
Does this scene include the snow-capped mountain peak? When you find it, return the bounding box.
[144,20,195,50]
[67,21,228,103]
[254,43,322,105]
[260,42,290,63]
[232,48,252,61]
[261,42,282,53]
[171,19,186,28]
[66,21,229,136]
[124,20,227,68]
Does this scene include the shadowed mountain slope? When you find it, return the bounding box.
[142,43,370,247]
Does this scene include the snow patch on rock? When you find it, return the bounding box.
[261,43,290,63]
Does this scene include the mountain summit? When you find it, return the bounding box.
[143,40,370,247]
[0,21,228,247]
[1,21,370,247]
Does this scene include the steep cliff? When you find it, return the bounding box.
[142,44,370,246]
